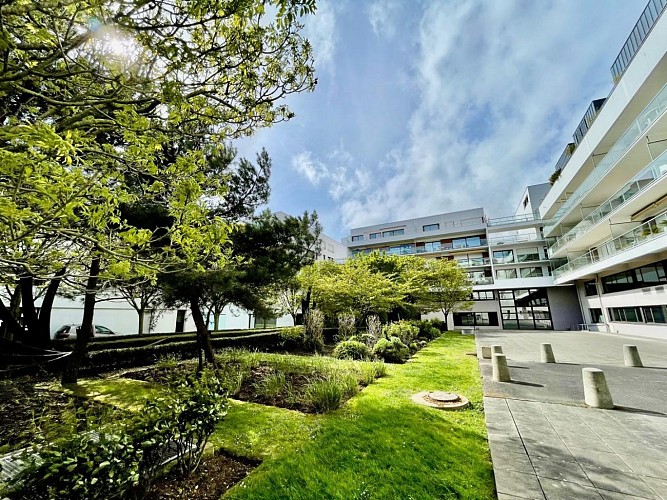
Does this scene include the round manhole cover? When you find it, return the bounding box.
[428,391,460,403]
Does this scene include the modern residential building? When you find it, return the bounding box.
[539,0,667,339]
[343,184,583,331]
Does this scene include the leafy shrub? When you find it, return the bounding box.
[304,309,325,353]
[373,336,410,363]
[336,312,356,341]
[364,315,382,348]
[278,326,305,350]
[383,321,419,345]
[332,340,370,360]
[13,431,142,500]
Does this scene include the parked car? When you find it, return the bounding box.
[54,324,116,340]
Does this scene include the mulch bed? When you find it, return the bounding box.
[147,451,258,499]
[0,379,112,453]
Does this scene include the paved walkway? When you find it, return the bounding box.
[476,330,667,499]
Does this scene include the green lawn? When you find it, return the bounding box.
[222,333,494,499]
[49,334,494,499]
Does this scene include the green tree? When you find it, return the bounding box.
[414,259,473,331]
[0,0,317,383]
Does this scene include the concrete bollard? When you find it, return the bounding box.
[582,368,614,409]
[623,345,643,367]
[540,343,556,363]
[491,345,503,355]
[481,346,492,359]
[492,353,511,382]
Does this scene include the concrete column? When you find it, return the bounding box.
[491,345,503,354]
[623,345,643,367]
[492,353,511,382]
[582,368,614,409]
[540,343,556,363]
[481,346,492,359]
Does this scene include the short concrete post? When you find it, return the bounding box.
[481,346,492,359]
[623,345,643,367]
[491,345,503,355]
[540,343,556,363]
[582,368,614,409]
[492,353,511,382]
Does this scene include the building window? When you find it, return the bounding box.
[493,250,514,264]
[453,235,484,249]
[472,290,494,300]
[424,241,442,253]
[453,312,498,327]
[498,288,552,330]
[388,244,412,255]
[589,308,603,323]
[423,223,440,232]
[370,232,380,239]
[516,247,540,263]
[608,307,643,322]
[601,261,667,293]
[523,196,529,209]
[584,281,598,296]
[254,316,277,328]
[496,269,517,279]
[382,229,405,237]
[351,235,364,242]
[520,267,543,278]
[642,305,667,323]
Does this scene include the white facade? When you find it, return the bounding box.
[344,184,582,331]
[539,1,667,339]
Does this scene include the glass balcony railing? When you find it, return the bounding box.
[549,149,667,255]
[544,81,667,236]
[487,233,544,246]
[610,0,667,84]
[456,257,491,268]
[470,277,494,285]
[487,213,541,226]
[553,209,667,279]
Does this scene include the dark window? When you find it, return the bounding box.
[382,229,405,237]
[641,305,667,323]
[584,281,598,296]
[608,307,643,323]
[453,312,498,327]
[497,288,552,330]
[175,310,186,333]
[423,223,440,231]
[523,196,529,209]
[254,316,277,328]
[351,235,364,242]
[493,250,514,264]
[602,262,667,293]
[589,308,603,323]
[520,267,543,278]
[369,232,380,239]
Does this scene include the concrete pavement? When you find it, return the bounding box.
[476,330,667,499]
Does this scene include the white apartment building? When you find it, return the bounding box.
[540,0,667,339]
[343,184,583,331]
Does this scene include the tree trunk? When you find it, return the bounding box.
[19,274,40,346]
[442,309,449,331]
[138,310,145,336]
[36,268,66,347]
[62,255,100,385]
[189,296,217,369]
[300,288,311,325]
[0,297,24,340]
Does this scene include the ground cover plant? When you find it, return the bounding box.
[125,349,387,414]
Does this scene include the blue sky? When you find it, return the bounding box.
[237,0,646,240]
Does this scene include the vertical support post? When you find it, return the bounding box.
[540,343,556,363]
[582,368,614,409]
[623,345,643,367]
[492,353,511,382]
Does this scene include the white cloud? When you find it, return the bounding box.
[305,0,337,75]
[368,0,402,38]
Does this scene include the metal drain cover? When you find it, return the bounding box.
[411,391,470,411]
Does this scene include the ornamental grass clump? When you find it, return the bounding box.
[304,309,325,353]
[336,312,356,341]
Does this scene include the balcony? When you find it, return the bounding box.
[544,81,667,236]
[470,277,494,285]
[549,148,667,256]
[456,257,491,268]
[553,209,667,279]
[573,99,607,147]
[487,213,541,227]
[610,0,667,84]
[553,143,576,174]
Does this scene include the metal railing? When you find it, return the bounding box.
[611,0,667,84]
[554,142,576,173]
[553,209,667,279]
[544,81,667,236]
[573,99,607,147]
[549,149,667,256]
[456,257,491,268]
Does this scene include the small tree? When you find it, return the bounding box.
[415,259,473,331]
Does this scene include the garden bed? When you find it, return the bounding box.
[147,450,258,500]
[0,380,121,454]
[123,350,386,413]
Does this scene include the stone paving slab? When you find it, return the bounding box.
[478,330,667,499]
